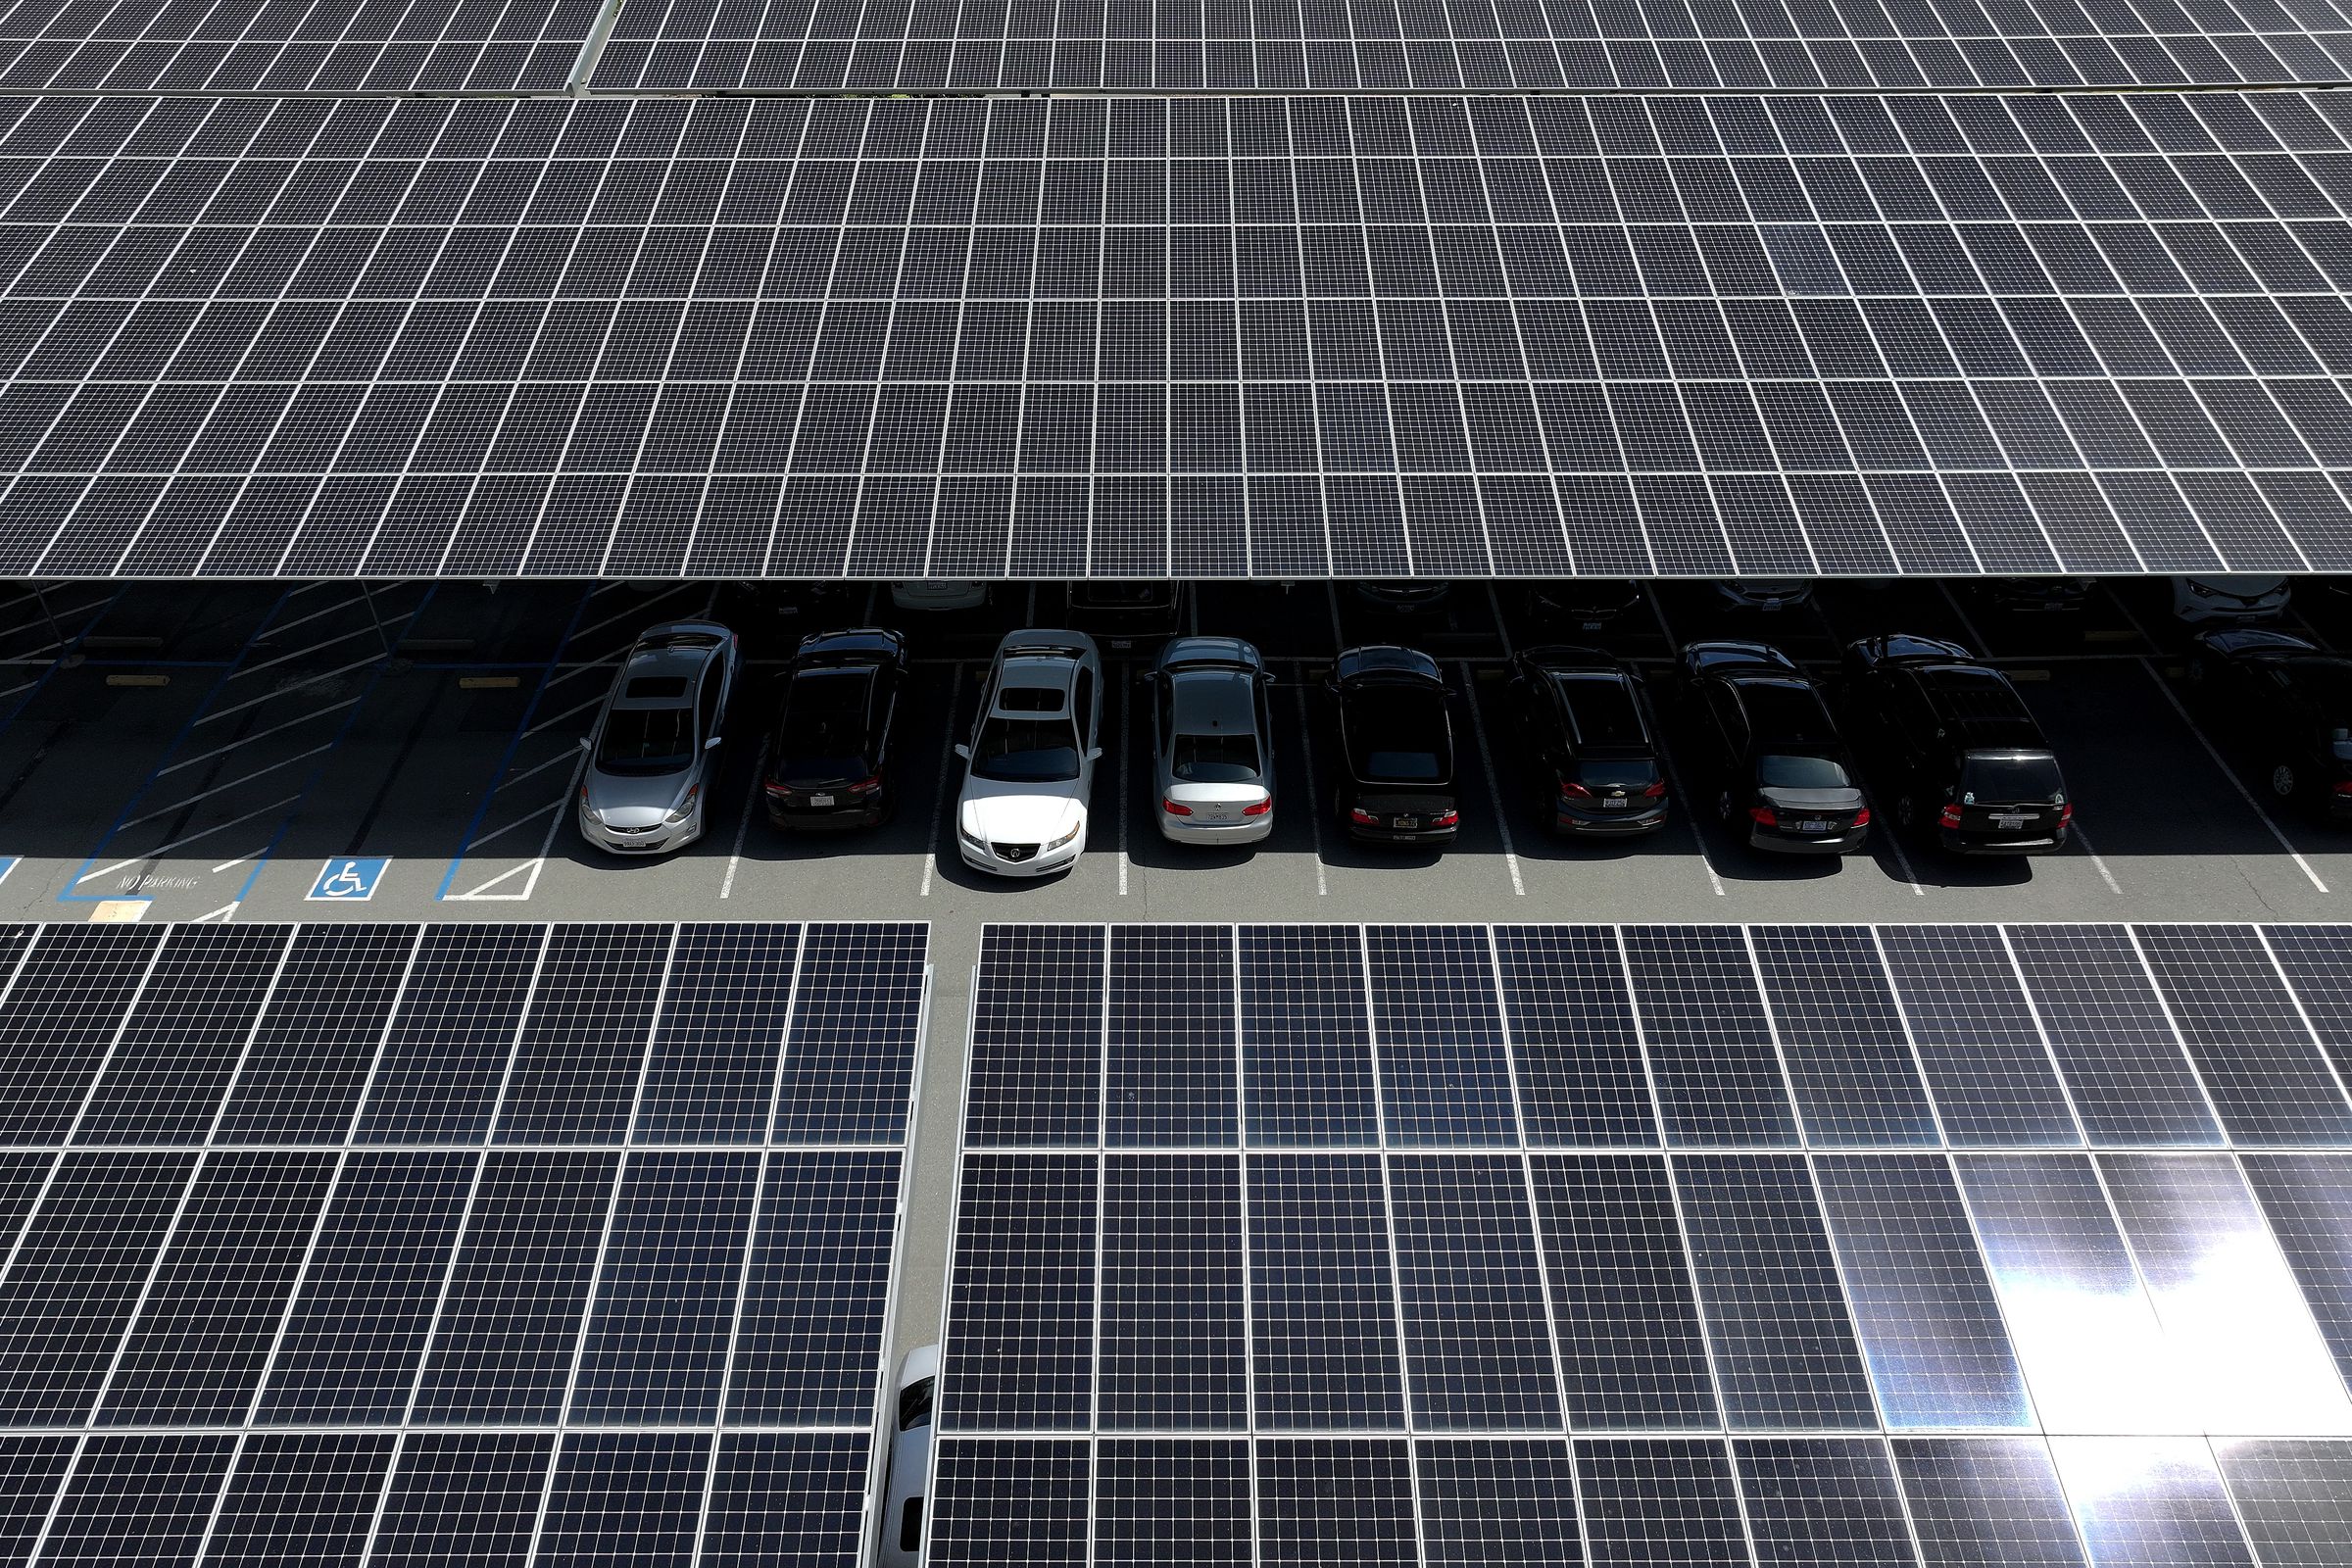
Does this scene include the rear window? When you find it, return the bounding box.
[778,668,875,778]
[623,675,688,700]
[1172,732,1261,782]
[998,687,1065,712]
[1348,694,1451,784]
[1557,674,1644,746]
[1576,758,1660,790]
[1961,751,2065,801]
[1758,753,1849,790]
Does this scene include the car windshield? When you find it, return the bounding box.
[1961,752,2065,801]
[1557,675,1644,745]
[598,706,694,774]
[972,715,1081,782]
[1576,759,1661,790]
[1757,753,1849,790]
[778,668,874,781]
[1172,731,1261,782]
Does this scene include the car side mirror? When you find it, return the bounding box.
[577,736,591,752]
[705,735,721,750]
[1087,747,1104,761]
[954,743,970,760]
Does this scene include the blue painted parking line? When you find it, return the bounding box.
[308,857,389,902]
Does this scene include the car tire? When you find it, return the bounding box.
[2272,761,2300,800]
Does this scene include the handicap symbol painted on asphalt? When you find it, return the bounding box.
[308,858,389,902]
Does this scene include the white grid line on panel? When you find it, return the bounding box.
[1483,925,1572,1441]
[1991,925,2097,1148]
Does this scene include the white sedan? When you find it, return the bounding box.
[956,630,1103,877]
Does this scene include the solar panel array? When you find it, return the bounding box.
[0,917,926,1568]
[11,91,2352,577]
[936,921,2352,1566]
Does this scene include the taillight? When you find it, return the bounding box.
[1558,777,1593,801]
[1749,807,1779,827]
[1640,779,1668,798]
[850,774,882,795]
[1242,797,1272,816]
[1349,808,1379,825]
[764,781,795,798]
[1853,807,1871,827]
[1433,809,1459,827]
[1163,798,1195,816]
[1938,803,1963,828]
[2059,802,2077,821]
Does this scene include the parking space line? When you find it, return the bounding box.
[919,662,969,898]
[73,795,304,886]
[720,737,767,900]
[1291,683,1327,897]
[2065,818,2127,897]
[1460,663,1525,899]
[2138,655,2328,896]
[1115,662,1130,898]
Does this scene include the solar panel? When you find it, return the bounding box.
[2134,924,2352,1146]
[0,924,163,1140]
[1416,1439,1587,1567]
[588,0,2352,92]
[2240,1153,2352,1393]
[537,1432,713,1566]
[2213,1439,2352,1568]
[1735,1437,1920,1568]
[1893,1437,2091,1568]
[769,920,927,1143]
[1099,1153,1247,1431]
[2048,1436,2258,1568]
[1247,1152,1407,1430]
[926,1438,1092,1568]
[74,922,287,1144]
[1095,1439,1253,1566]
[1255,1438,1420,1567]
[1622,926,1799,1146]
[1239,926,1378,1147]
[490,922,671,1144]
[966,924,1102,1148]
[1388,1152,1563,1429]
[202,1431,396,1567]
[1494,925,1656,1147]
[1576,1438,1751,1568]
[1877,925,2081,1148]
[1751,926,1939,1147]
[213,924,420,1143]
[2269,927,2352,1083]
[2005,926,2224,1146]
[938,1151,1098,1432]
[633,922,799,1145]
[368,1431,554,1565]
[701,1432,873,1568]
[17,95,2352,580]
[37,1433,235,1566]
[352,924,546,1145]
[1366,926,1517,1147]
[1106,926,1238,1149]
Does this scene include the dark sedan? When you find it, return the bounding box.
[1329,646,1458,845]
[1677,641,1869,855]
[1505,646,1668,836]
[2188,627,2352,820]
[761,627,906,829]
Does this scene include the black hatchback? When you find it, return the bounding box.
[1505,646,1667,835]
[761,628,906,829]
[1677,641,1869,855]
[1840,634,2072,855]
[1329,646,1458,845]
[2187,627,2352,821]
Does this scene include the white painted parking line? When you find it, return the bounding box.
[919,662,968,898]
[2065,817,2127,897]
[1856,788,1928,897]
[1116,666,1130,898]
[1460,664,1524,899]
[2138,655,2329,896]
[1291,683,1328,897]
[1635,687,1725,899]
[720,737,768,901]
[74,795,304,886]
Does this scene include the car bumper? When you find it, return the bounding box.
[1160,813,1272,845]
[1940,826,2071,856]
[960,831,1085,877]
[767,801,886,830]
[1555,805,1668,835]
[2326,795,2352,824]
[580,810,700,856]
[1348,823,1458,846]
[1748,825,1867,855]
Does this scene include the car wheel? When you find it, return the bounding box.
[2272,761,2300,800]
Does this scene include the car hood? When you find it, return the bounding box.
[584,766,696,824]
[960,776,1084,844]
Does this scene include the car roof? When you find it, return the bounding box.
[1728,675,1839,746]
[1684,640,1798,676]
[1170,671,1258,733]
[1159,636,1261,671]
[615,642,714,706]
[1336,645,1443,685]
[796,627,903,663]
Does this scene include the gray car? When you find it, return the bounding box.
[576,621,740,856]
[1148,636,1275,844]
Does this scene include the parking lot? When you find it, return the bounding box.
[0,573,2346,936]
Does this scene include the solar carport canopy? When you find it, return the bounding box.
[10,91,2352,579]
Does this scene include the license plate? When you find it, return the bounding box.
[1580,620,1603,631]
[1993,813,2029,829]
[1600,797,1629,809]
[808,793,835,808]
[1798,819,1833,834]
[1110,637,1135,650]
[1395,815,1420,830]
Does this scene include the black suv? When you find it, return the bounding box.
[761,627,907,829]
[1840,634,2071,855]
[2187,627,2352,820]
[1062,582,1184,653]
[1504,646,1667,836]
[1676,641,1869,855]
[1329,646,1458,845]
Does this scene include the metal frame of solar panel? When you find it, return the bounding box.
[10,91,2352,579]
[0,917,928,1568]
[934,920,2352,1567]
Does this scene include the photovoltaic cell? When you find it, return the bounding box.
[490,922,668,1144]
[212,923,418,1143]
[2241,1152,2352,1395]
[1813,1153,2033,1430]
[926,1438,1091,1568]
[1894,1437,2090,1568]
[1528,1152,1717,1429]
[701,1432,871,1568]
[1095,1439,1252,1567]
[631,922,797,1146]
[1494,925,1657,1148]
[1240,926,1378,1147]
[1388,1152,1563,1431]
[2049,1436,2256,1568]
[368,1432,554,1567]
[1624,926,1799,1147]
[1878,926,2081,1148]
[1752,926,1938,1147]
[2213,1439,2352,1568]
[1674,1152,1881,1430]
[2006,926,2223,1147]
[74,922,287,1144]
[939,1151,1097,1432]
[353,924,545,1145]
[1099,1153,1246,1431]
[1736,1437,1922,1568]
[1367,926,1517,1147]
[202,1431,396,1567]
[725,1149,901,1424]
[1248,1152,1405,1431]
[1257,1438,1420,1568]
[2134,924,2352,1146]
[966,925,1102,1148]
[1577,1438,1752,1568]
[769,920,926,1143]
[1105,925,1237,1149]
[0,924,161,1140]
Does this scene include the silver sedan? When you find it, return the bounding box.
[1147,636,1275,845]
[576,621,739,856]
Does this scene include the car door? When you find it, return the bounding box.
[1072,662,1099,798]
[1700,681,1744,784]
[694,658,725,781]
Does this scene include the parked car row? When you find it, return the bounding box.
[571,607,2352,870]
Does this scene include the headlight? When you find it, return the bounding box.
[578,789,602,825]
[664,785,700,824]
[1047,821,1082,851]
[959,824,986,849]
